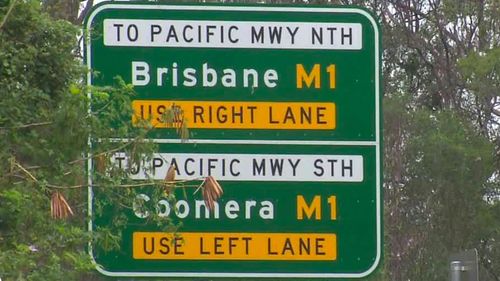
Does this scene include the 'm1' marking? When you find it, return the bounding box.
[296,195,337,220]
[296,64,336,89]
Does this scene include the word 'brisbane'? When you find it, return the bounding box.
[132,61,278,88]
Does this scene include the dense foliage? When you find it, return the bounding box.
[0,0,499,280]
[0,2,94,280]
[0,1,160,280]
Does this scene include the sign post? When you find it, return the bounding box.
[450,249,479,281]
[85,2,382,278]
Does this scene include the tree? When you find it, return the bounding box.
[0,1,94,279]
[42,0,94,24]
[0,1,163,280]
[379,1,500,280]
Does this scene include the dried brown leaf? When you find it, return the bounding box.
[58,192,74,217]
[95,153,107,173]
[50,191,73,219]
[202,176,223,211]
[203,184,214,211]
[165,163,176,182]
[163,163,177,195]
[50,192,56,218]
[207,176,223,197]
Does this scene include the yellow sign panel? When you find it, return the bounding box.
[132,100,336,130]
[133,232,337,260]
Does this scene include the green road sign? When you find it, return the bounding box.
[85,2,382,278]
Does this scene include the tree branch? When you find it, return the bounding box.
[13,161,38,183]
[48,181,204,190]
[11,154,206,189]
[0,0,18,32]
[0,121,52,130]
[77,0,93,25]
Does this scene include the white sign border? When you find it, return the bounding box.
[86,3,381,279]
